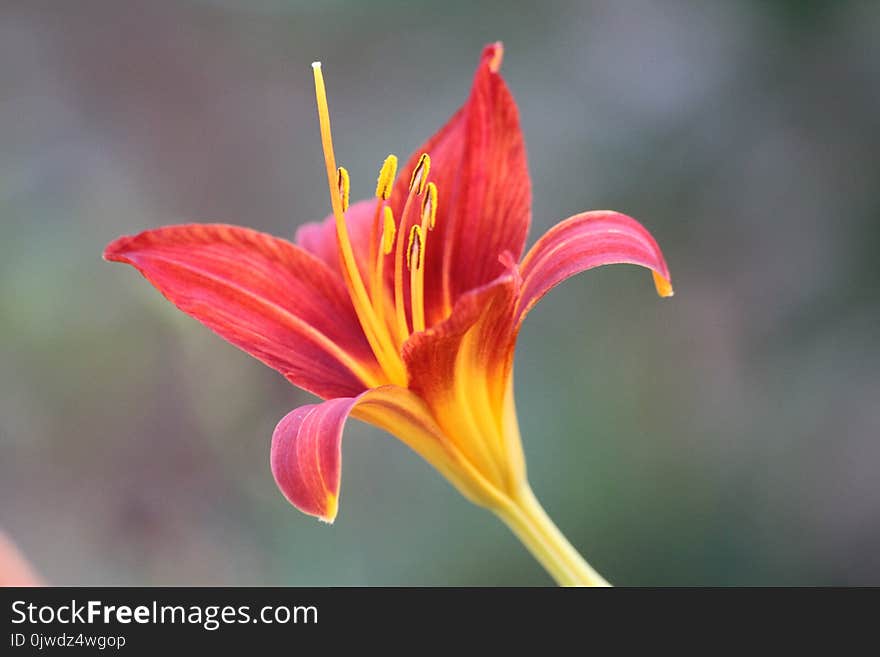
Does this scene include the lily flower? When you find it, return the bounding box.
[104,43,672,586]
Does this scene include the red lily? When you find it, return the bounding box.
[105,43,672,586]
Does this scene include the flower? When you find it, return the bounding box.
[104,43,672,586]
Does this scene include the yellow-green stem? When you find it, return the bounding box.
[494,484,610,587]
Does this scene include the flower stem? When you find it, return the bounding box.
[494,484,610,587]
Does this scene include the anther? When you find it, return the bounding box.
[409,153,431,195]
[336,167,350,212]
[407,225,423,272]
[382,207,396,255]
[375,155,398,200]
[421,182,438,229]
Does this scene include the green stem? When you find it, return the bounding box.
[494,484,610,587]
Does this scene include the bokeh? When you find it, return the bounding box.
[2,0,878,585]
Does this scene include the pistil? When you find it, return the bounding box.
[311,62,405,385]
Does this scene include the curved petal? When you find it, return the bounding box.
[517,211,673,326]
[294,198,376,283]
[402,260,522,489]
[270,386,499,522]
[104,223,383,399]
[390,42,531,325]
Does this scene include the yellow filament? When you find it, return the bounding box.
[375,154,398,200]
[382,207,396,255]
[371,206,396,335]
[368,200,383,302]
[311,62,405,384]
[336,167,350,212]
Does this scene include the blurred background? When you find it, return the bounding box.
[1,0,878,586]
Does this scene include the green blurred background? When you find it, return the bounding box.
[2,0,878,585]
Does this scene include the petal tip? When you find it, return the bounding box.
[317,494,339,524]
[102,237,126,262]
[485,41,504,72]
[652,271,674,298]
[103,233,141,264]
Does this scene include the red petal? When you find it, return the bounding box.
[270,386,462,522]
[517,211,673,325]
[295,198,376,283]
[391,42,531,325]
[104,223,382,399]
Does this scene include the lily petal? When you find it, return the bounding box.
[271,386,494,522]
[391,42,531,324]
[104,223,383,399]
[517,211,673,326]
[295,198,376,283]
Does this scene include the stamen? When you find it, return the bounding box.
[311,62,405,384]
[369,155,398,301]
[375,155,398,201]
[336,167,350,212]
[407,225,423,272]
[392,180,422,341]
[408,225,426,332]
[409,153,431,195]
[422,182,438,230]
[368,199,384,302]
[372,206,396,334]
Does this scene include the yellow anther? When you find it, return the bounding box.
[382,206,396,255]
[375,154,398,200]
[407,225,423,272]
[421,182,438,230]
[408,224,426,332]
[336,166,350,212]
[409,153,431,195]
